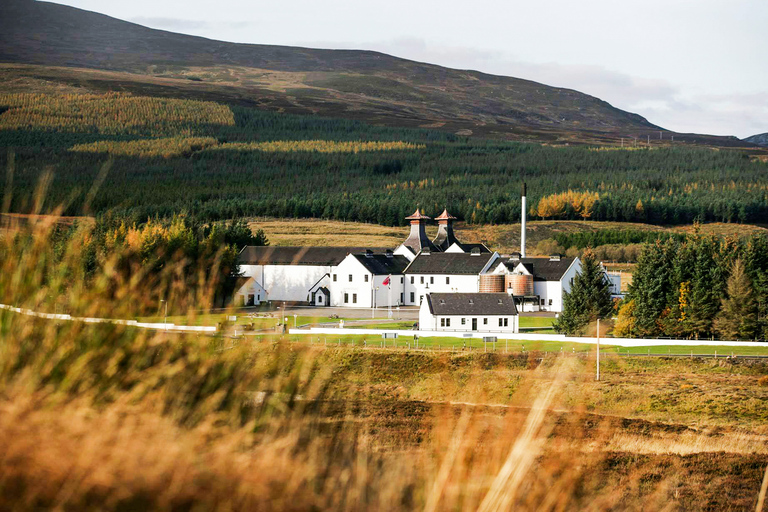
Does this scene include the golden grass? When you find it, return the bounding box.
[247,217,768,254]
[3,213,768,510]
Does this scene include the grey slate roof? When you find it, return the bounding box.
[238,246,388,266]
[426,293,518,316]
[352,254,410,275]
[456,242,491,253]
[405,252,497,275]
[502,257,576,282]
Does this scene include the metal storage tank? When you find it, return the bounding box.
[479,274,505,293]
[507,274,534,296]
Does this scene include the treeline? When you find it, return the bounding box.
[616,234,768,340]
[41,216,268,314]
[2,93,768,226]
[553,230,687,250]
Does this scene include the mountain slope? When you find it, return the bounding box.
[744,133,768,147]
[0,0,755,146]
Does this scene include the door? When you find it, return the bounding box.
[471,318,477,331]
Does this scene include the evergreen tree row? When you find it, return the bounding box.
[616,234,768,340]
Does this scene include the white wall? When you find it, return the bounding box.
[234,279,266,306]
[405,274,479,306]
[394,245,416,261]
[241,264,333,303]
[330,255,405,308]
[418,301,518,333]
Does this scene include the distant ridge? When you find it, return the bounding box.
[0,0,757,146]
[744,133,768,147]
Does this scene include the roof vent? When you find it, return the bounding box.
[385,249,393,258]
[498,299,503,304]
[468,299,474,304]
[471,247,481,255]
[439,299,445,304]
[422,248,431,255]
[510,252,521,261]
[365,249,374,258]
[549,254,561,261]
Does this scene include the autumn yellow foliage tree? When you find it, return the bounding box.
[535,191,601,219]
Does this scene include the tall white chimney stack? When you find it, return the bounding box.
[521,182,527,258]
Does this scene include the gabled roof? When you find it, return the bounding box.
[502,257,577,282]
[426,293,518,316]
[457,242,491,253]
[405,252,497,275]
[238,246,388,266]
[352,253,410,275]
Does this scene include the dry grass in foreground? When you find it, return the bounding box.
[2,218,768,511]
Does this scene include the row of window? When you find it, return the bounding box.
[333,274,408,284]
[410,276,450,285]
[439,317,510,327]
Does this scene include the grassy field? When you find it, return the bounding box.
[249,217,768,255]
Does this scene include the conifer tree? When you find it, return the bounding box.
[714,259,758,340]
[629,239,676,337]
[553,249,613,335]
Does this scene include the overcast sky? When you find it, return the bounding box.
[52,0,768,138]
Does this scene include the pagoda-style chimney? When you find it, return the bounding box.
[521,183,527,258]
[433,208,458,251]
[403,208,434,254]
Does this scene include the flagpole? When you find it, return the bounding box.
[388,276,391,318]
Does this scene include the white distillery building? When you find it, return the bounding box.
[403,250,500,306]
[330,251,410,308]
[419,293,519,333]
[490,253,581,313]
[238,246,386,305]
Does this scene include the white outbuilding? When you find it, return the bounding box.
[330,250,410,308]
[419,292,519,333]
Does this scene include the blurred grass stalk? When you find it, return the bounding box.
[1,170,767,510]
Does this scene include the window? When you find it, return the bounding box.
[430,276,434,284]
[353,293,357,304]
[410,276,414,284]
[446,277,450,285]
[420,276,424,284]
[401,277,404,284]
[257,295,260,301]
[410,292,415,303]
[503,318,509,327]
[461,318,466,325]
[344,293,349,304]
[445,318,451,327]
[498,318,503,327]
[400,293,404,303]
[364,275,369,283]
[483,318,488,325]
[540,299,545,306]
[440,318,446,327]
[349,274,353,282]
[548,299,553,306]
[333,274,337,282]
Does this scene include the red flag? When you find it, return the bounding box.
[382,275,391,286]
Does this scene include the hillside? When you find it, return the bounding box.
[0,0,753,147]
[744,132,768,147]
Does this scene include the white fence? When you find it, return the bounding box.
[289,327,768,349]
[0,304,217,333]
